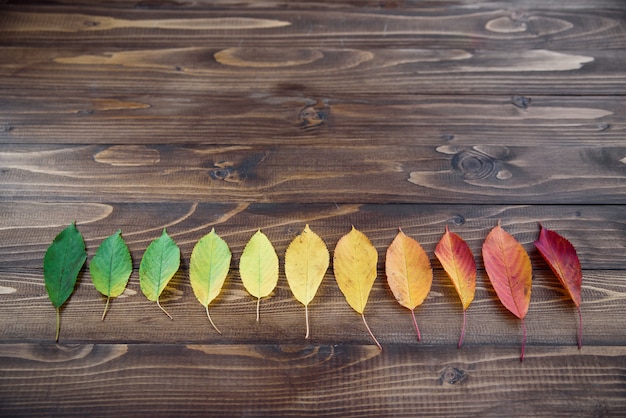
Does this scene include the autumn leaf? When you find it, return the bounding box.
[239,229,279,321]
[434,225,476,348]
[189,228,232,333]
[285,224,329,338]
[482,222,532,361]
[333,226,381,350]
[534,224,583,349]
[139,229,180,319]
[89,229,132,320]
[43,222,87,341]
[385,229,432,341]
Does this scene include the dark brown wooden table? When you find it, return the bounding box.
[1,1,625,416]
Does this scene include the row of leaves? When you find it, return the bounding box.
[44,222,582,361]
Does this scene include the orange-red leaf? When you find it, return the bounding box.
[482,223,532,361]
[435,226,476,310]
[434,225,476,347]
[534,224,583,348]
[385,229,432,340]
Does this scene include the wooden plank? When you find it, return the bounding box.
[2,144,625,204]
[0,203,623,346]
[1,45,625,96]
[0,94,620,146]
[1,6,624,50]
[1,343,624,417]
[1,203,622,269]
[1,267,623,347]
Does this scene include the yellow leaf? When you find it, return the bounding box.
[285,224,329,338]
[385,229,432,341]
[239,229,279,321]
[333,226,381,350]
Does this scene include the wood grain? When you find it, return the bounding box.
[2,144,626,204]
[1,94,621,146]
[0,343,624,417]
[1,0,625,415]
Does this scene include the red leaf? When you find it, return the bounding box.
[482,222,532,361]
[534,224,583,348]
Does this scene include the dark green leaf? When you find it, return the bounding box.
[43,222,87,341]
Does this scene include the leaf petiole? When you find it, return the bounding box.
[206,305,221,334]
[157,298,173,320]
[101,296,111,321]
[458,309,467,349]
[410,309,421,342]
[520,318,527,362]
[55,307,60,342]
[361,313,382,351]
[304,304,310,339]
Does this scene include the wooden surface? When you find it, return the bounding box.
[1,1,625,416]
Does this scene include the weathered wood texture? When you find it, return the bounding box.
[1,0,625,416]
[1,344,624,417]
[2,144,626,204]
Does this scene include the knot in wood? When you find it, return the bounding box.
[439,366,466,385]
[451,149,498,180]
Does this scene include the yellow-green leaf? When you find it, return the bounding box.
[385,229,432,341]
[239,229,278,321]
[285,224,329,338]
[189,228,231,333]
[333,226,381,350]
[89,229,132,321]
[139,229,180,319]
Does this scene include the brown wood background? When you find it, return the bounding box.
[1,1,625,416]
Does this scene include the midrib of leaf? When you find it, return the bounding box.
[496,230,523,318]
[352,240,365,313]
[154,239,172,320]
[204,236,215,306]
[305,235,311,306]
[402,239,414,309]
[448,233,466,308]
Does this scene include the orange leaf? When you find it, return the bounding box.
[482,222,532,361]
[434,226,476,348]
[333,226,381,350]
[385,229,432,341]
[534,224,583,348]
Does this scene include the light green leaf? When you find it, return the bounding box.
[239,229,278,321]
[139,228,180,319]
[189,228,231,333]
[89,229,132,320]
[43,222,87,341]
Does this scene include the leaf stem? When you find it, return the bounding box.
[55,307,60,342]
[361,313,382,351]
[256,297,260,322]
[458,309,467,349]
[577,306,583,350]
[410,309,421,342]
[304,304,310,339]
[206,305,221,334]
[101,296,111,321]
[157,298,173,320]
[520,318,527,362]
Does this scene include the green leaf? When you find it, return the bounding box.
[43,222,87,341]
[89,229,133,320]
[239,229,278,321]
[189,228,231,333]
[139,228,180,319]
